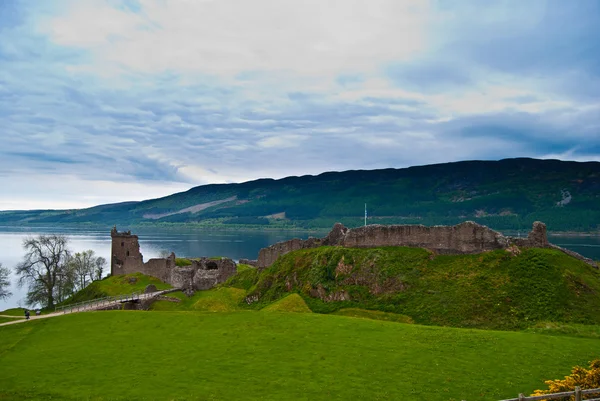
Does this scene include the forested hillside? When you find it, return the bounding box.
[1,158,599,232]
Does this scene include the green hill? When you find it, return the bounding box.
[1,158,599,231]
[262,293,312,313]
[59,273,172,306]
[1,311,599,400]
[228,246,600,330]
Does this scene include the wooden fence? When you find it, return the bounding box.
[498,386,600,401]
[54,292,142,314]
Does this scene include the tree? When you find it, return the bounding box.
[94,256,106,281]
[0,262,12,300]
[69,250,96,291]
[15,235,70,308]
[158,249,171,258]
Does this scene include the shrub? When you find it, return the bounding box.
[532,359,600,400]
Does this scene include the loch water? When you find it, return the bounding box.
[0,225,598,310]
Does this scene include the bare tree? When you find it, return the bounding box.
[94,256,106,281]
[15,235,70,308]
[0,262,12,300]
[69,250,96,290]
[158,249,171,258]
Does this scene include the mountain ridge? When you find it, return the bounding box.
[1,157,599,232]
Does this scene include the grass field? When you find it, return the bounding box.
[0,316,22,324]
[331,308,414,324]
[0,308,26,317]
[0,311,598,401]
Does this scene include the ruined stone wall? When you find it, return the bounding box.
[239,259,258,267]
[135,256,176,284]
[169,258,237,292]
[548,244,599,268]
[256,221,555,269]
[342,222,509,253]
[257,237,322,269]
[110,227,237,292]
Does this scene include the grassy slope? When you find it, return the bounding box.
[332,308,414,324]
[262,293,312,313]
[231,246,600,330]
[1,158,599,231]
[0,316,22,324]
[0,311,598,401]
[60,273,172,305]
[0,308,27,317]
[149,287,246,312]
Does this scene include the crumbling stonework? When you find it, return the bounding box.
[256,221,595,269]
[169,258,237,294]
[110,227,237,292]
[239,259,258,267]
[257,237,323,269]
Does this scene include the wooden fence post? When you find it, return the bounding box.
[575,386,582,401]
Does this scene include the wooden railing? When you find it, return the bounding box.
[54,292,143,314]
[499,386,600,401]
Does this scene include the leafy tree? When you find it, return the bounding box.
[0,262,12,300]
[532,359,600,400]
[15,235,70,308]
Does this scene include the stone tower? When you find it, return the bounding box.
[110,226,143,276]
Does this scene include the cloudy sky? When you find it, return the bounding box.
[1,0,599,210]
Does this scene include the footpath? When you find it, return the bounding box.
[0,290,170,327]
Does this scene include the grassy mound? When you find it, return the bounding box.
[1,311,599,400]
[239,246,600,330]
[0,308,27,317]
[262,293,312,313]
[192,287,246,312]
[332,308,414,324]
[149,288,246,312]
[60,273,172,306]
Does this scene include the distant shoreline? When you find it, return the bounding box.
[0,223,598,236]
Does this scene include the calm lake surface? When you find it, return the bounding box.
[1,226,598,310]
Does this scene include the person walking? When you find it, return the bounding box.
[24,309,30,320]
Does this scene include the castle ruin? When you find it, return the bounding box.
[110,226,237,293]
[110,221,597,289]
[256,221,597,269]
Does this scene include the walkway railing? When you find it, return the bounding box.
[55,292,143,314]
[499,386,600,401]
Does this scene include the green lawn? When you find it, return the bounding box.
[0,308,27,317]
[0,316,22,324]
[0,311,598,401]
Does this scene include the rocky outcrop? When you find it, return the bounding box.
[143,284,158,294]
[256,221,586,269]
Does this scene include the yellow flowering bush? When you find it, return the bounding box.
[532,359,600,400]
